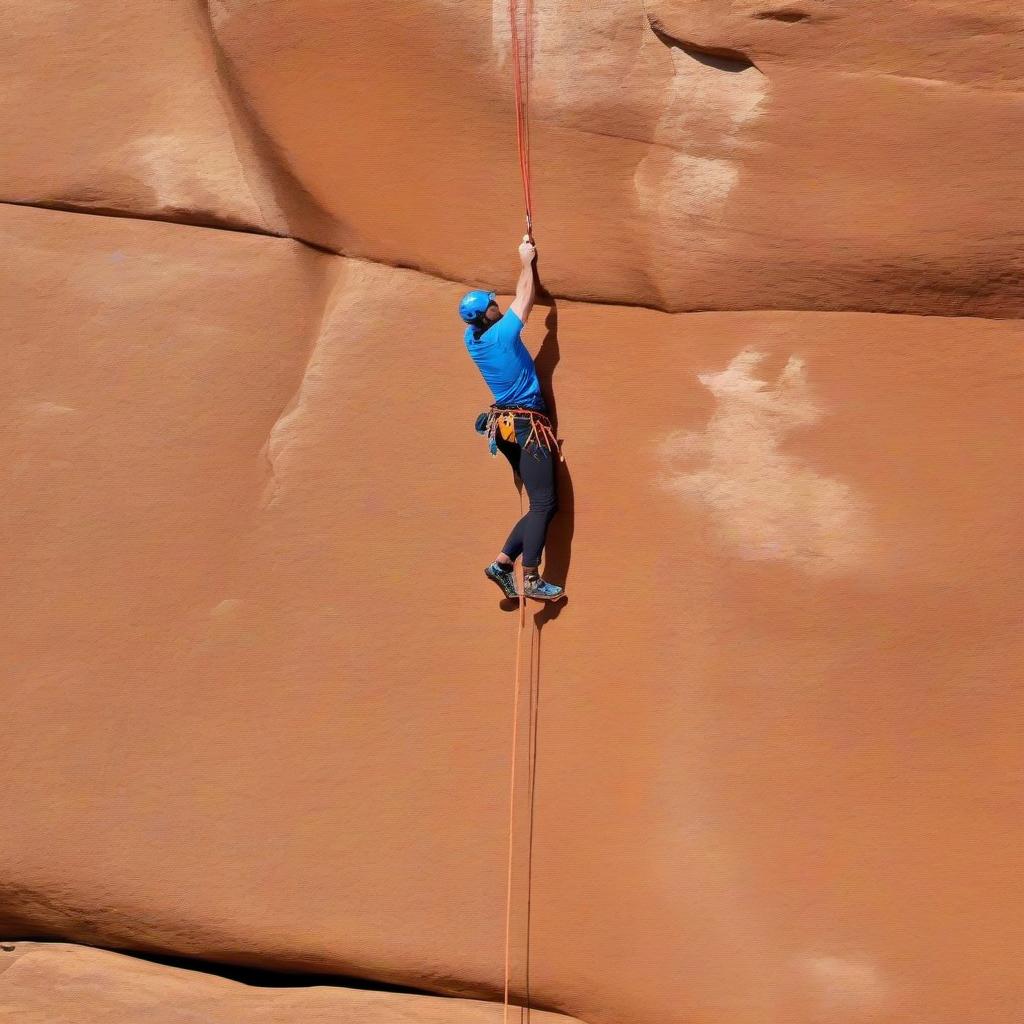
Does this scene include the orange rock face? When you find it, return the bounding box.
[0,942,584,1023]
[204,0,1024,315]
[0,1,278,231]
[1,4,1022,1024]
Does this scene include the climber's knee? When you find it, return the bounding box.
[530,494,557,518]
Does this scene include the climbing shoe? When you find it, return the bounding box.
[523,574,565,602]
[485,561,519,600]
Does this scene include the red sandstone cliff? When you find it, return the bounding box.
[1,3,1021,1023]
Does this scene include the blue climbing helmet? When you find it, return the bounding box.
[459,289,496,324]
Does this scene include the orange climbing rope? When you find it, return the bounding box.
[503,4,536,1020]
[503,557,527,1024]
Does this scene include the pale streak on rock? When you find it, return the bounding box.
[491,0,511,67]
[260,311,336,511]
[803,955,890,1017]
[125,133,217,214]
[634,30,766,275]
[210,599,243,617]
[259,260,372,511]
[658,348,873,574]
[634,149,740,230]
[31,402,77,417]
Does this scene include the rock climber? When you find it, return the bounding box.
[461,236,565,603]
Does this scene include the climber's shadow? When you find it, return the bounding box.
[532,297,574,623]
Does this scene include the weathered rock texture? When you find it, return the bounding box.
[0,0,280,231]
[1,3,1022,1024]
[0,942,583,1023]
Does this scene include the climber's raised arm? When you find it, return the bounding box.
[509,235,537,323]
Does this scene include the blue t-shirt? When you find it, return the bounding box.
[464,310,544,410]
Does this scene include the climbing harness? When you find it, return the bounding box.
[479,405,564,462]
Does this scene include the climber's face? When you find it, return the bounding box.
[483,300,501,323]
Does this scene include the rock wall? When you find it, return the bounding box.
[1,3,1022,1023]
[0,942,584,1023]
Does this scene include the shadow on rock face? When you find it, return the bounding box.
[532,297,573,626]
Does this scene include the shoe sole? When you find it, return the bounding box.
[485,569,519,600]
[525,590,566,603]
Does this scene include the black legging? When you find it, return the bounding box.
[495,416,559,568]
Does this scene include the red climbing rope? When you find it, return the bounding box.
[508,0,535,237]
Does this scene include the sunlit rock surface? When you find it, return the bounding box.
[1,3,1022,1024]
